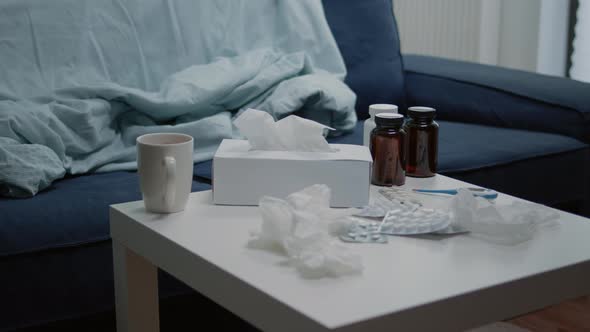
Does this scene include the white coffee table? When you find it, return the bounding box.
[110,175,590,332]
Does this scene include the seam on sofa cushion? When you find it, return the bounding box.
[440,146,589,174]
[0,236,112,259]
[404,70,590,122]
[403,54,590,114]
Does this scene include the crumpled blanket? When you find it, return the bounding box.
[0,0,356,197]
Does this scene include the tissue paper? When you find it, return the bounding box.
[234,108,334,152]
[248,184,363,278]
[450,189,560,245]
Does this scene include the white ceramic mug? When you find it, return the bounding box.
[137,133,194,213]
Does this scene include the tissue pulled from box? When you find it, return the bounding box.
[234,108,334,152]
[248,184,363,278]
[450,189,560,245]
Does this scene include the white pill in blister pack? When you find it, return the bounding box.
[379,208,451,235]
[340,220,388,243]
[355,188,422,218]
[378,188,422,207]
[433,224,469,235]
[343,187,466,243]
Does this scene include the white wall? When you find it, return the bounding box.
[393,0,482,62]
[570,0,590,82]
[393,0,568,75]
[497,0,541,72]
[537,0,570,76]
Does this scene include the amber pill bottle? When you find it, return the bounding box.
[404,106,439,178]
[370,113,406,186]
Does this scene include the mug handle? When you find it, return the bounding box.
[163,156,176,211]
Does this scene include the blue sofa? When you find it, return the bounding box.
[1,0,589,330]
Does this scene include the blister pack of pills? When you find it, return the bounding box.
[354,195,398,218]
[432,224,469,235]
[341,187,465,243]
[379,208,450,235]
[355,187,422,218]
[339,218,388,244]
[378,187,423,208]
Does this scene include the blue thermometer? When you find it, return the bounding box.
[412,187,498,200]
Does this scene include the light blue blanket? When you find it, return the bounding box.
[0,0,356,197]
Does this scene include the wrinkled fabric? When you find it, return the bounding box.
[0,0,356,197]
[234,108,335,152]
[450,189,560,245]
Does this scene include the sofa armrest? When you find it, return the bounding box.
[403,54,590,142]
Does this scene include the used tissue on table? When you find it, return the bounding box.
[213,109,372,207]
[449,189,560,245]
[248,184,363,278]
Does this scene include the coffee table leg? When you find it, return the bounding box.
[112,240,160,332]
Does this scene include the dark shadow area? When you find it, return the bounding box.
[14,291,259,332]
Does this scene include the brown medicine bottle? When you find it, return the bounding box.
[404,106,438,177]
[370,113,406,186]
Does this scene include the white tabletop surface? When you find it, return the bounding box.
[110,175,590,331]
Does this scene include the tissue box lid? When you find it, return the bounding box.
[214,139,372,162]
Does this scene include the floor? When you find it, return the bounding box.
[509,296,590,331]
[469,322,530,332]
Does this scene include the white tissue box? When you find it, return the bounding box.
[212,139,372,207]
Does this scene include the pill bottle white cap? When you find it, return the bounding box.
[369,104,398,118]
[375,113,403,119]
[408,106,435,113]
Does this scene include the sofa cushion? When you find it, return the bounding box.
[196,121,588,184]
[436,121,589,207]
[322,0,406,118]
[404,55,590,143]
[0,171,210,257]
[196,122,588,186]
[436,121,588,173]
[327,121,589,207]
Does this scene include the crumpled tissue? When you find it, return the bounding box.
[234,108,335,152]
[248,184,363,278]
[450,189,560,245]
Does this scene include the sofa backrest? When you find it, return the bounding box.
[323,0,406,118]
[0,0,406,118]
[0,0,346,98]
